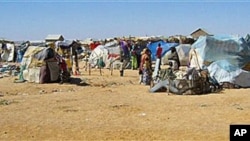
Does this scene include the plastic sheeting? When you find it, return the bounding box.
[0,43,15,62]
[88,41,120,67]
[88,45,109,67]
[190,35,250,87]
[147,40,179,61]
[208,60,250,88]
[55,40,75,49]
[162,44,191,66]
[190,35,250,69]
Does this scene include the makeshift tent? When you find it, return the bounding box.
[0,43,15,62]
[105,40,121,58]
[88,41,121,68]
[16,41,30,63]
[189,35,250,69]
[89,42,101,50]
[55,40,80,75]
[89,45,109,67]
[147,40,179,61]
[18,46,66,83]
[189,35,250,88]
[162,44,191,66]
[245,34,250,46]
[208,60,250,88]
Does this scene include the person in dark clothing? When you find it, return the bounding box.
[119,40,130,76]
[168,47,180,70]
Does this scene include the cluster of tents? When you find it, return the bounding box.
[150,34,250,94]
[0,40,81,84]
[2,34,250,91]
[87,34,250,92]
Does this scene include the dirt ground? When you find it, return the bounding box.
[0,64,250,141]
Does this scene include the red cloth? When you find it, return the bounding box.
[60,59,67,72]
[156,46,162,58]
[108,54,119,59]
[90,42,100,50]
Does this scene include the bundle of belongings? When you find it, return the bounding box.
[15,46,71,84]
[150,34,250,94]
[0,64,20,78]
[149,65,221,95]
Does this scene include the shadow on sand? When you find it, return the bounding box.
[63,77,90,86]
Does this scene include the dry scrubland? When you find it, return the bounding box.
[0,65,250,140]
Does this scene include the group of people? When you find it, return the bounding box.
[138,43,181,86]
[120,41,181,86]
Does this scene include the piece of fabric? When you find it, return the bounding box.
[142,68,152,85]
[39,64,50,84]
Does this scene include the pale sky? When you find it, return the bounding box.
[0,0,250,41]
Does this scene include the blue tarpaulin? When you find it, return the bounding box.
[191,35,250,69]
[147,40,179,61]
[191,35,250,87]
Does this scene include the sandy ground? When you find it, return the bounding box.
[0,64,250,141]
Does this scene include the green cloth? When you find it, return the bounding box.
[18,65,26,81]
[97,57,105,68]
[131,55,137,69]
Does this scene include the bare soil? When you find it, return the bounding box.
[0,65,250,140]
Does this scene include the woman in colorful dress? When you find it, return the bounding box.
[140,48,152,85]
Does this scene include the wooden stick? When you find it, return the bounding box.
[110,60,113,76]
[85,60,88,71]
[88,62,91,75]
[99,66,102,76]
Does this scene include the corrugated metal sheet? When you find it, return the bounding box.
[45,35,64,40]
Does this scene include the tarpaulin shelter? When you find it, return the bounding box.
[190,35,250,69]
[207,60,250,88]
[17,46,69,83]
[189,35,250,88]
[15,41,30,63]
[0,43,15,62]
[55,40,80,75]
[89,45,109,67]
[245,34,250,47]
[147,40,179,61]
[89,40,120,68]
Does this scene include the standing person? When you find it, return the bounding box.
[140,48,152,85]
[119,40,130,76]
[130,42,137,70]
[135,42,142,69]
[156,43,163,70]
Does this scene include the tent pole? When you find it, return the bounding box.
[110,59,113,76]
[85,60,88,71]
[88,62,91,75]
[100,65,102,76]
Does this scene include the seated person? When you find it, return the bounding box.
[168,47,180,70]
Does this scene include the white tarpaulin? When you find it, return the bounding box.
[208,60,250,88]
[1,43,15,62]
[88,45,109,67]
[88,41,120,68]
